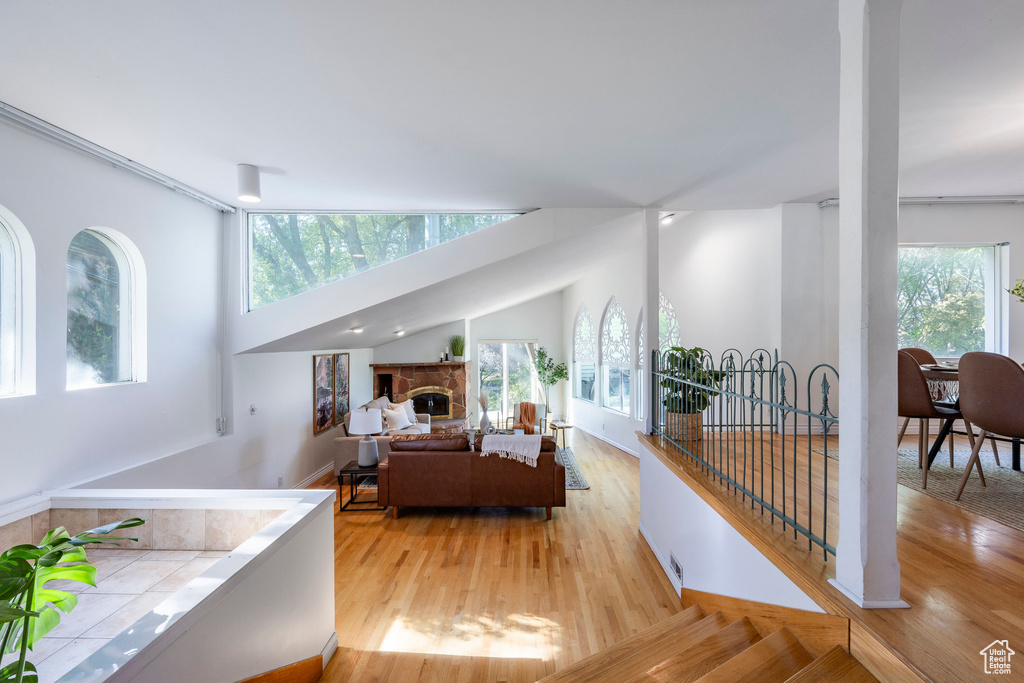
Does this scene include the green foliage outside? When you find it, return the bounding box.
[1,518,145,682]
[898,247,985,357]
[248,213,515,309]
[66,232,122,385]
[478,342,535,421]
[1010,278,1024,304]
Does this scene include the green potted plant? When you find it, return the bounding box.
[448,334,466,362]
[532,346,569,412]
[1,518,144,681]
[661,346,723,442]
[1010,279,1024,304]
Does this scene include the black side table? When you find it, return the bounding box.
[337,460,386,512]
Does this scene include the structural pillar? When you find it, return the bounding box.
[642,208,659,434]
[832,0,907,608]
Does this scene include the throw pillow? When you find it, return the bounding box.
[383,407,413,432]
[389,399,417,425]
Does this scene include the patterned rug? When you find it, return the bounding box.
[352,453,589,491]
[817,447,1024,532]
[561,448,590,490]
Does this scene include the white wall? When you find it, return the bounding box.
[563,249,644,455]
[373,320,466,366]
[660,209,783,359]
[0,120,223,505]
[639,441,822,612]
[470,291,566,422]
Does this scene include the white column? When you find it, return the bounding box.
[642,208,659,434]
[831,0,907,608]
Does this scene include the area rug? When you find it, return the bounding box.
[561,448,590,490]
[816,447,1024,532]
[356,476,377,491]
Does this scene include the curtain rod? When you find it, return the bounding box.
[0,100,235,213]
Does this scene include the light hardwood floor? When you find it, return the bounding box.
[311,431,681,683]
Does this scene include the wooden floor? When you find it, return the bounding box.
[642,430,1024,682]
[309,432,682,683]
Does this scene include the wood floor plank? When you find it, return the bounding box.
[785,645,878,682]
[692,628,813,683]
[624,617,762,683]
[314,431,683,683]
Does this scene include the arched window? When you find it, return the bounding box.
[573,305,596,401]
[601,297,630,413]
[659,293,680,348]
[0,204,34,397]
[636,310,645,419]
[66,228,146,389]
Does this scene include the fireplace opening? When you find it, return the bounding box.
[407,385,454,420]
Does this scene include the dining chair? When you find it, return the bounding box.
[897,347,954,462]
[955,352,1024,500]
[897,351,977,488]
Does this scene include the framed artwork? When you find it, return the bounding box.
[333,352,350,426]
[313,354,334,435]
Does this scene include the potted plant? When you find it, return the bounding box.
[661,346,723,442]
[449,335,466,362]
[1,518,144,681]
[1010,279,1024,303]
[532,346,569,412]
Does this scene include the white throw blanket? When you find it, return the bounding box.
[480,434,542,468]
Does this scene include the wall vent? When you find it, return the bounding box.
[669,553,683,583]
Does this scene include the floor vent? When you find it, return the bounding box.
[669,554,683,583]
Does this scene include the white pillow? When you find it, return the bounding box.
[383,407,413,432]
[389,399,417,425]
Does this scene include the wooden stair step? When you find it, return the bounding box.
[537,609,728,683]
[693,627,814,683]
[624,617,763,683]
[785,645,879,682]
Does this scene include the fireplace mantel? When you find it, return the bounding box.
[371,361,470,424]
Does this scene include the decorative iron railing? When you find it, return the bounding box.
[651,348,839,559]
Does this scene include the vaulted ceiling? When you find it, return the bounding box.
[2,1,1022,212]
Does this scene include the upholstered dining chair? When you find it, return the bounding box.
[897,351,977,488]
[955,352,1024,500]
[506,402,548,434]
[897,348,948,458]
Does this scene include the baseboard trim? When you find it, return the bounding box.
[320,631,339,669]
[638,520,681,593]
[574,424,639,457]
[295,464,334,490]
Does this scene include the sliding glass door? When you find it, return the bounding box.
[478,341,539,425]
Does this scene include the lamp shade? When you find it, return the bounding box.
[237,163,262,202]
[349,407,382,436]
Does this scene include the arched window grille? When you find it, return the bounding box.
[601,297,630,413]
[573,305,596,402]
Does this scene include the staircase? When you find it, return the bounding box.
[539,599,877,683]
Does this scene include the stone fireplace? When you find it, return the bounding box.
[370,361,470,429]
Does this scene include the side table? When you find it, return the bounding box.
[549,421,573,453]
[337,459,386,512]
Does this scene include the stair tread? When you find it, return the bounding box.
[624,617,763,683]
[785,645,879,682]
[693,627,814,683]
[538,610,728,683]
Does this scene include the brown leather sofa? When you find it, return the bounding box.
[378,433,566,520]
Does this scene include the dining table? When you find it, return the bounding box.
[921,364,1022,471]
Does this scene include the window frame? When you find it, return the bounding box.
[897,241,1008,359]
[477,339,541,422]
[0,204,34,398]
[66,227,147,390]
[600,297,631,415]
[572,305,596,403]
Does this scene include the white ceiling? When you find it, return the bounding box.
[3,1,1022,212]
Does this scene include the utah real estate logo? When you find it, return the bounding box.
[980,640,1015,675]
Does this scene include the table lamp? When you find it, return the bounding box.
[349,407,383,467]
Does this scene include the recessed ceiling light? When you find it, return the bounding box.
[660,213,675,225]
[350,326,364,333]
[395,330,405,336]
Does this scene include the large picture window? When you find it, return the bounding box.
[601,298,630,414]
[248,212,519,309]
[478,341,539,423]
[573,306,596,402]
[67,229,144,389]
[898,244,1006,358]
